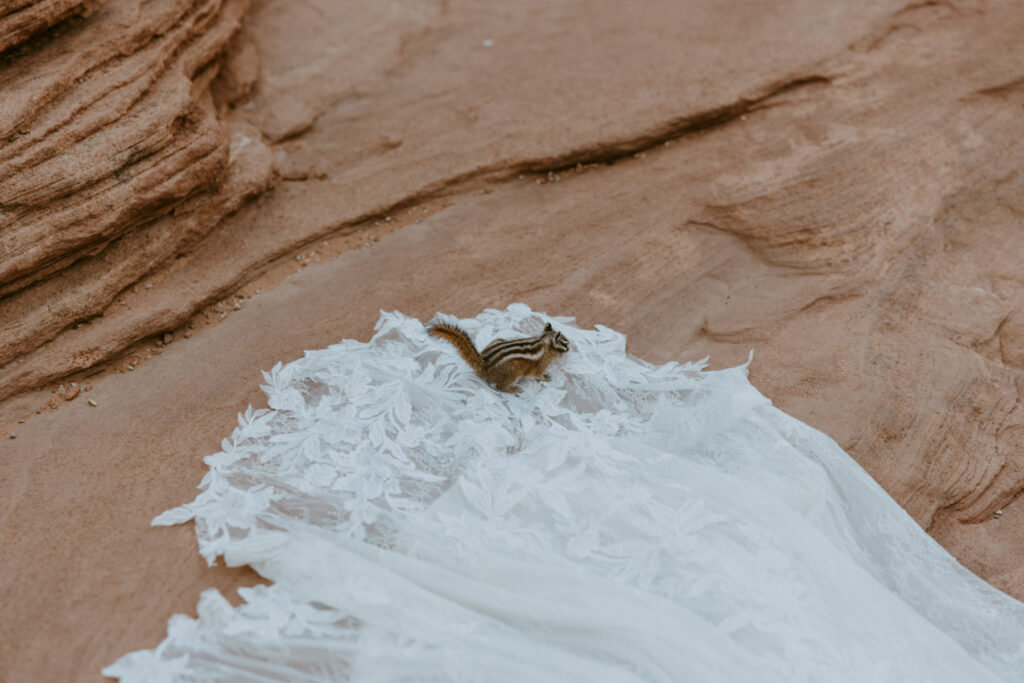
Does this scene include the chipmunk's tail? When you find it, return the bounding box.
[428,322,488,380]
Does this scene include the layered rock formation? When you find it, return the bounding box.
[1,0,915,400]
[0,0,271,394]
[0,1,97,53]
[3,0,1024,680]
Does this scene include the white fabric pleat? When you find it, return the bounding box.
[106,305,1024,682]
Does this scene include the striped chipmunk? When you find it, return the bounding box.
[428,320,571,394]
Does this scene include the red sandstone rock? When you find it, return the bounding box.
[0,0,910,401]
[3,1,1024,681]
[0,0,99,54]
[0,0,253,376]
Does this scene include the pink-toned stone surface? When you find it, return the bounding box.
[3,0,1024,680]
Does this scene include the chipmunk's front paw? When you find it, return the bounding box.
[539,373,552,382]
[496,384,523,395]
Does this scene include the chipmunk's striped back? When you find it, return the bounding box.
[482,326,570,365]
[428,320,570,394]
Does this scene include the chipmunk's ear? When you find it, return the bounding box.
[544,322,553,332]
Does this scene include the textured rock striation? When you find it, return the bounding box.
[0,0,270,390]
[0,1,98,54]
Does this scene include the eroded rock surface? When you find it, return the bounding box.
[0,0,269,382]
[0,0,98,53]
[3,0,1024,680]
[0,0,907,400]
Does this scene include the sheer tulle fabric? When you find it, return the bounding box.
[106,305,1024,682]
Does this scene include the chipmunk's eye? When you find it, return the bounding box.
[544,322,552,332]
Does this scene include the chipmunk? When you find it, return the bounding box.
[428,320,570,394]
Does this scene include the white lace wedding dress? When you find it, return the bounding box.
[106,305,1024,682]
